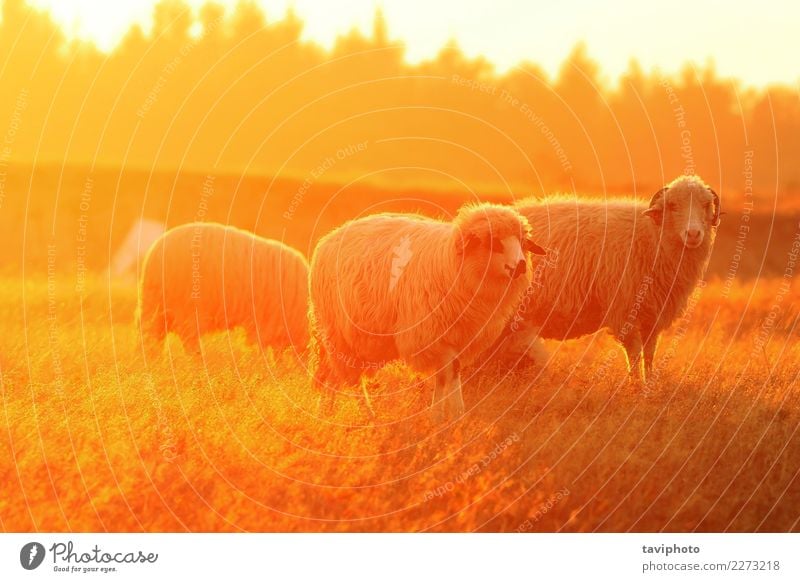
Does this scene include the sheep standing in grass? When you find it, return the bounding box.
[137,223,309,355]
[502,175,721,382]
[309,203,544,421]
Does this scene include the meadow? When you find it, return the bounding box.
[0,0,798,540]
[1,269,798,532]
[1,164,799,532]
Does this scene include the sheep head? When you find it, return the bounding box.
[643,176,722,250]
[455,203,540,283]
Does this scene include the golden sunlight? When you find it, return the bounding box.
[27,0,800,87]
[1,0,799,542]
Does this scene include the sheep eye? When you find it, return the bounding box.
[488,237,504,252]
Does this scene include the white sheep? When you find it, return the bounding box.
[502,175,721,381]
[137,222,309,355]
[309,203,544,421]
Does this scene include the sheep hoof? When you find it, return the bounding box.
[431,402,447,424]
[429,400,464,423]
[451,399,465,418]
[627,374,646,388]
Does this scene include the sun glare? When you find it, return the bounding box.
[24,0,800,87]
[2,0,800,548]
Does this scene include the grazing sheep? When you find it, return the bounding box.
[502,175,721,381]
[309,203,544,420]
[137,223,309,354]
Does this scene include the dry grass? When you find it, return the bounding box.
[1,275,798,532]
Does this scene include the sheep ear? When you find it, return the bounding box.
[643,187,667,223]
[709,188,722,227]
[642,207,660,221]
[458,232,481,255]
[524,238,546,255]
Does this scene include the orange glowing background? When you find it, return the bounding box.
[0,0,798,197]
[0,0,797,275]
[25,0,800,86]
[1,0,799,534]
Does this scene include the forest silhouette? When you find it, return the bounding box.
[1,0,798,200]
[1,2,799,535]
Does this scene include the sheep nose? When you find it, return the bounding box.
[512,259,526,279]
[686,228,702,242]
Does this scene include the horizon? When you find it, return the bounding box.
[24,0,800,89]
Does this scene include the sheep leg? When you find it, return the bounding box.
[499,318,539,361]
[431,369,448,423]
[447,359,465,418]
[138,321,166,363]
[431,359,464,422]
[137,303,169,362]
[618,329,644,382]
[642,332,659,383]
[521,327,549,367]
[448,373,465,418]
[245,326,261,349]
[181,330,202,357]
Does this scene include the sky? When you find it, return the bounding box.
[25,0,800,87]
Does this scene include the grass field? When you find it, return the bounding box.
[1,0,799,541]
[1,274,798,532]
